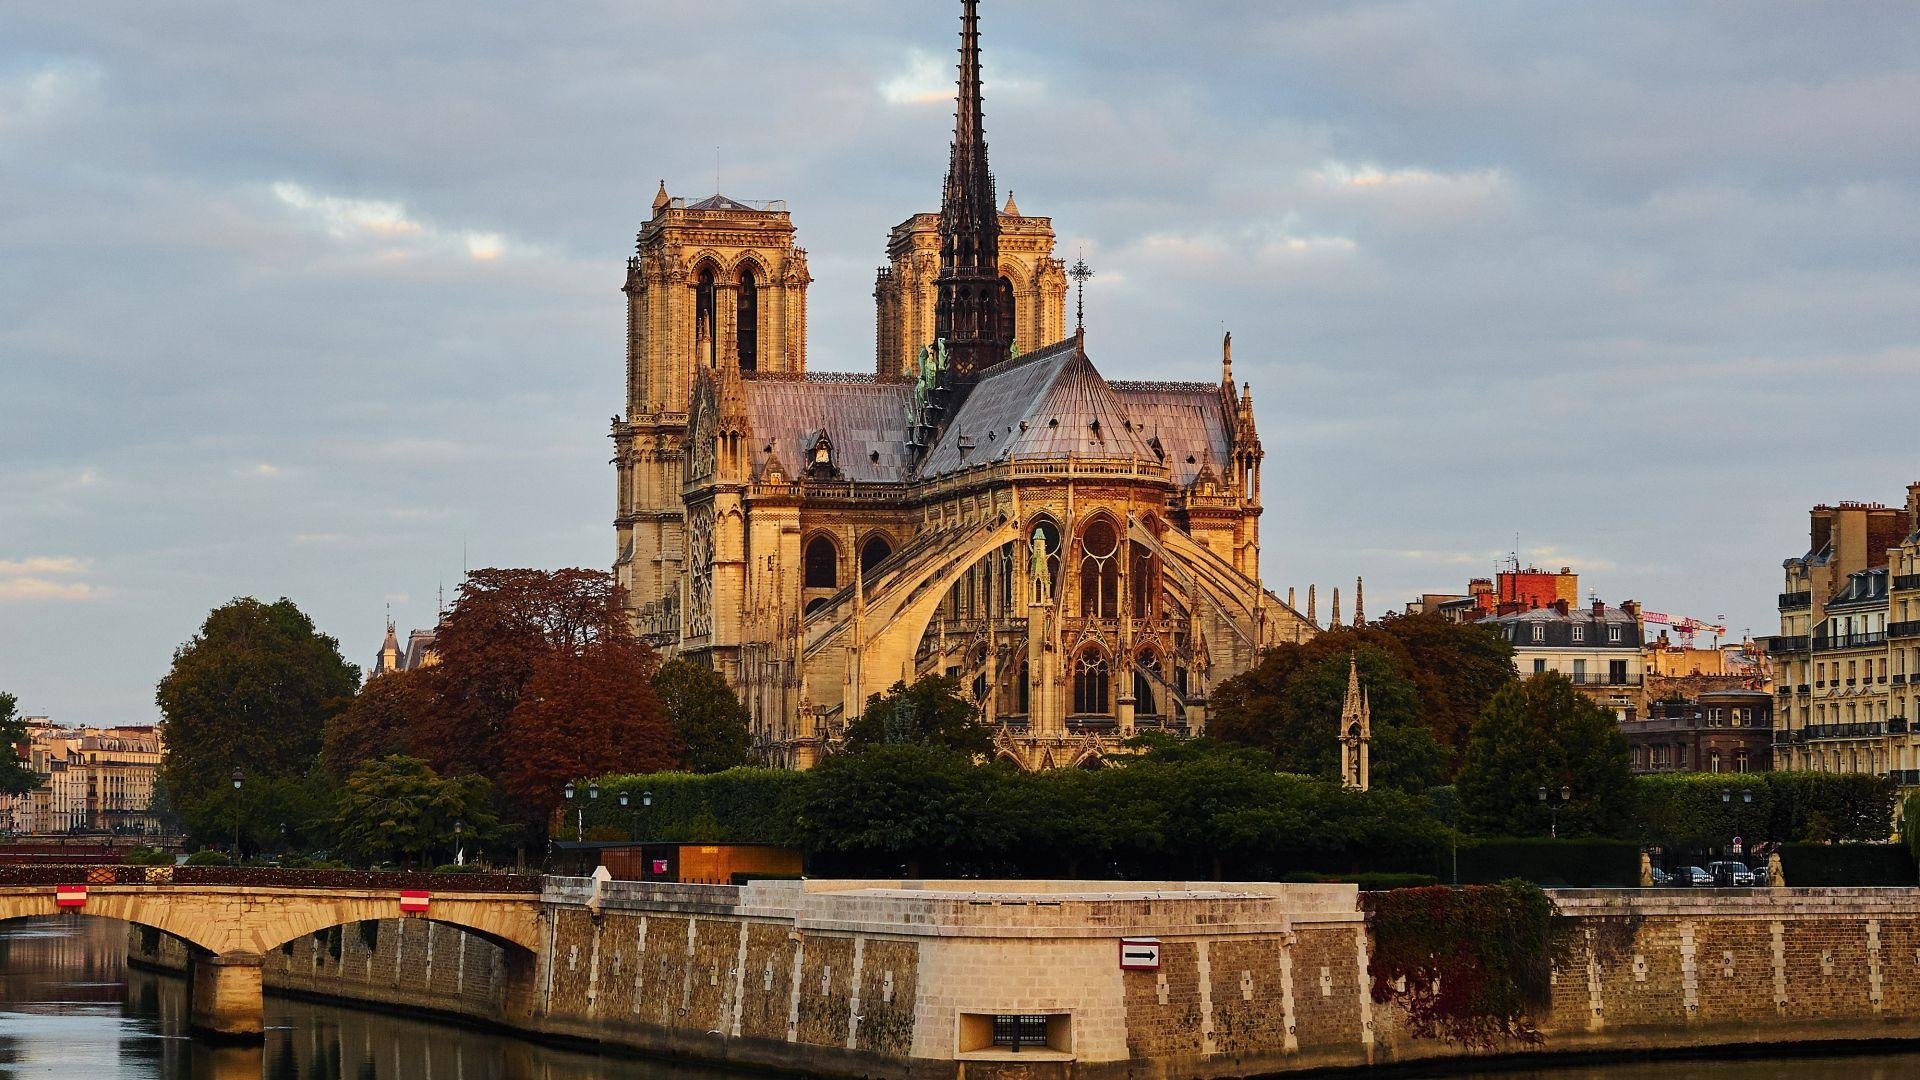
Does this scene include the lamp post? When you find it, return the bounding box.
[454,819,465,867]
[230,768,243,857]
[1538,784,1572,839]
[1721,788,1753,858]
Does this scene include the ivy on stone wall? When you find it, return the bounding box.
[1362,881,1560,1047]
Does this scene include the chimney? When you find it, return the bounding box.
[1554,598,1570,617]
[1621,599,1640,619]
[1592,598,1606,616]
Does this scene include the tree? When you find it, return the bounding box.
[843,675,991,756]
[1456,673,1633,838]
[321,671,423,781]
[494,638,676,817]
[411,568,632,780]
[1210,641,1440,790]
[0,691,36,798]
[1211,618,1514,782]
[155,598,358,844]
[653,658,751,772]
[799,744,1010,875]
[333,755,498,867]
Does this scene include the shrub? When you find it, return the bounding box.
[120,847,173,866]
[1779,843,1915,887]
[1455,838,1640,889]
[1364,881,1560,1047]
[182,850,229,866]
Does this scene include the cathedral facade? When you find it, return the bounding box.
[612,1,1313,769]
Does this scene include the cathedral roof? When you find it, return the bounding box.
[685,193,757,211]
[741,374,913,483]
[1109,382,1234,487]
[918,337,1160,478]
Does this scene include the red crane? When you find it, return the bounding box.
[1640,610,1728,648]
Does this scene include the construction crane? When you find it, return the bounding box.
[1640,610,1729,648]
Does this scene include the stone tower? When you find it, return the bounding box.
[613,183,812,639]
[1339,655,1371,791]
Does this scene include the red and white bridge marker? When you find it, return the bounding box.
[399,889,430,914]
[55,884,87,909]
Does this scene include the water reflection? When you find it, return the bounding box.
[4,916,1920,1078]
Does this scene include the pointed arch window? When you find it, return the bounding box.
[1134,650,1160,718]
[804,536,838,589]
[860,536,893,577]
[1073,651,1111,716]
[737,265,758,371]
[1079,520,1119,618]
[695,265,718,370]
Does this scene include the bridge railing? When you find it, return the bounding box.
[0,864,542,892]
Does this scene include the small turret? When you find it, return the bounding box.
[652,179,670,214]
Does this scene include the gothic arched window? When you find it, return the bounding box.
[737,265,758,371]
[1079,520,1119,618]
[997,275,1017,349]
[860,535,892,577]
[804,536,838,589]
[1073,651,1111,716]
[1134,649,1159,717]
[695,264,718,370]
[1130,543,1154,617]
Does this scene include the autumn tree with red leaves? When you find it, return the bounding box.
[401,568,675,823]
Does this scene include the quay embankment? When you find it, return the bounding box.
[128,878,1920,1077]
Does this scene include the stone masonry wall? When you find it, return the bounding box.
[123,883,1920,1079]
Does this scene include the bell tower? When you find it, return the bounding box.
[613,184,811,640]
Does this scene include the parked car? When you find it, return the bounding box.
[1708,861,1756,887]
[1672,865,1714,887]
[1649,866,1671,886]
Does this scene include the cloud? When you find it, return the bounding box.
[270,181,518,262]
[0,556,100,603]
[0,58,100,133]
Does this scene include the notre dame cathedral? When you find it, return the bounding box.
[611,1,1314,769]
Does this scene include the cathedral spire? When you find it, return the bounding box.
[1353,576,1365,626]
[934,0,1010,379]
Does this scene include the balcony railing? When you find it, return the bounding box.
[1894,574,1920,592]
[1767,635,1810,655]
[1568,672,1637,687]
[1889,769,1920,786]
[1814,631,1888,651]
[1779,591,1812,609]
[1890,621,1920,640]
[1801,722,1891,741]
[1892,716,1910,735]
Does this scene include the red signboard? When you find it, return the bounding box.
[55,884,87,909]
[399,890,430,913]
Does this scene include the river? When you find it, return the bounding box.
[0,916,1917,1078]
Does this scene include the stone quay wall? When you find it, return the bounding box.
[129,882,1920,1077]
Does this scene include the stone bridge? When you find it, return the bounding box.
[0,881,543,1040]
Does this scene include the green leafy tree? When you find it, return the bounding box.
[843,675,991,756]
[156,598,358,847]
[333,755,498,867]
[800,745,1009,875]
[1456,673,1633,838]
[1212,618,1514,780]
[0,691,37,798]
[653,658,752,773]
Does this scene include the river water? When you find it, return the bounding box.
[1,916,1917,1079]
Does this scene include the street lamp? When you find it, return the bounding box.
[1538,784,1572,839]
[230,768,243,857]
[454,819,465,867]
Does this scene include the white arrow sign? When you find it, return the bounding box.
[1119,937,1161,971]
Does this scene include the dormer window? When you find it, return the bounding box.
[1572,625,1586,643]
[1609,625,1623,643]
[1531,624,1545,643]
[808,432,836,478]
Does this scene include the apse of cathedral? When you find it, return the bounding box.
[611,1,1315,770]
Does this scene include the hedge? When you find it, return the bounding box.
[1778,843,1916,887]
[1451,838,1640,889]
[1631,772,1895,848]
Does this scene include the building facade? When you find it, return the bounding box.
[1,722,164,835]
[1769,488,1920,781]
[611,2,1313,769]
[1478,599,1646,720]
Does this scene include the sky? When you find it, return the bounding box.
[3,2,1918,726]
